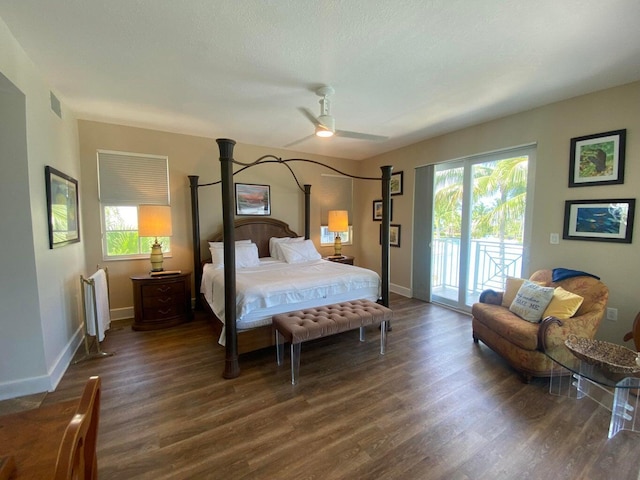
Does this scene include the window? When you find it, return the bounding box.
[320,225,353,246]
[318,174,353,246]
[97,150,170,260]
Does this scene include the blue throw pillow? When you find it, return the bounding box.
[552,268,600,282]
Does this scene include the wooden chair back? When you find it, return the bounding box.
[53,376,101,480]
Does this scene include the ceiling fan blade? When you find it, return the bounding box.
[335,129,389,141]
[284,134,315,148]
[299,107,320,126]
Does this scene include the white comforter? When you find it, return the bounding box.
[201,258,380,336]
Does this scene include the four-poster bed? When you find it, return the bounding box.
[189,138,392,378]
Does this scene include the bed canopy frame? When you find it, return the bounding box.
[189,138,392,379]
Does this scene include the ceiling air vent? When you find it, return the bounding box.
[50,91,62,118]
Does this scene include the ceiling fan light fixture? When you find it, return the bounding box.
[315,125,334,137]
[315,114,335,137]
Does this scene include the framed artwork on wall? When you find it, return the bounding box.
[390,171,403,195]
[568,129,626,187]
[235,183,271,216]
[563,198,635,243]
[45,166,80,249]
[372,199,393,221]
[380,224,401,247]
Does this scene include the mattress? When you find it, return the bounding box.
[201,258,380,344]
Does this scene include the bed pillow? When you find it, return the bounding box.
[509,280,555,323]
[269,236,305,261]
[543,286,584,319]
[502,277,546,307]
[279,239,321,264]
[209,242,259,269]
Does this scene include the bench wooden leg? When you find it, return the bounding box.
[291,343,301,385]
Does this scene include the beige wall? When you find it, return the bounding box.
[78,121,360,316]
[358,81,640,345]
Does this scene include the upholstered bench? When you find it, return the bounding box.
[272,299,393,384]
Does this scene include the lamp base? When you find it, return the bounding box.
[149,241,164,272]
[333,235,342,257]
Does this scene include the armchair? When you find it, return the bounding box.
[472,269,609,382]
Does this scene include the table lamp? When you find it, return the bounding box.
[327,210,348,257]
[138,205,172,272]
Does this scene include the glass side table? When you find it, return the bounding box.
[544,341,640,438]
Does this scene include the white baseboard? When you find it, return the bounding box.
[110,306,133,321]
[0,326,84,401]
[390,283,411,298]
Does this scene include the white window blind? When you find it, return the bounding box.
[98,150,169,205]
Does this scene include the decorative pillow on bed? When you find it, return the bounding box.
[209,242,260,269]
[509,280,555,323]
[269,236,305,261]
[279,239,321,264]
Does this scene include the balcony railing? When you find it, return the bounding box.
[431,237,523,303]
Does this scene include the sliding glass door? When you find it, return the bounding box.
[429,146,534,311]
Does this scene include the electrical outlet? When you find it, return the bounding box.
[606,308,618,321]
[550,233,559,244]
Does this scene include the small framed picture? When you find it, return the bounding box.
[372,199,393,221]
[380,224,401,247]
[45,166,80,249]
[569,129,626,187]
[390,171,403,196]
[563,198,635,243]
[235,183,271,216]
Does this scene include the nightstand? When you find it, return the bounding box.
[323,255,354,265]
[131,271,192,331]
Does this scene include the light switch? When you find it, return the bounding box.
[550,233,559,244]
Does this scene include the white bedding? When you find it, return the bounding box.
[201,258,380,344]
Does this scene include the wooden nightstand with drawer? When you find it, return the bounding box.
[131,271,192,331]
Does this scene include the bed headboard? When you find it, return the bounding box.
[209,217,299,258]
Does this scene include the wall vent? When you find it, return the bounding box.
[50,91,62,118]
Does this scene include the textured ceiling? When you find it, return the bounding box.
[1,0,639,160]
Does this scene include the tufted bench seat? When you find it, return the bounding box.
[272,299,393,384]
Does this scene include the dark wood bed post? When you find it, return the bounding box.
[188,175,202,310]
[217,138,240,379]
[381,165,393,308]
[304,184,311,239]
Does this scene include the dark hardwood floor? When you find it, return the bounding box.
[42,294,640,479]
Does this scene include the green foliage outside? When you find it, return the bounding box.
[433,157,528,242]
[104,206,170,256]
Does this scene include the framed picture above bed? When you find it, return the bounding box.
[235,183,271,216]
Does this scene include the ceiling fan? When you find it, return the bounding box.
[284,86,388,147]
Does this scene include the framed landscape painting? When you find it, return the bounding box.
[563,198,635,243]
[235,183,271,216]
[569,129,626,187]
[45,166,80,248]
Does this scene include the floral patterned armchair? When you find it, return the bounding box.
[471,269,609,382]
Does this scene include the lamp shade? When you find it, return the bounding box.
[327,210,348,232]
[138,205,172,238]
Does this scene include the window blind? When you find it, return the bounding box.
[97,150,169,205]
